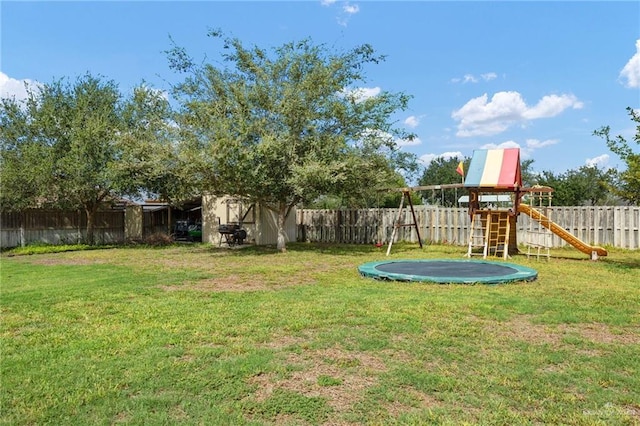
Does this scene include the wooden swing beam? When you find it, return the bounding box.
[387,183,466,192]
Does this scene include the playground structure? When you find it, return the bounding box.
[463,147,525,259]
[518,203,608,259]
[387,148,608,260]
[520,188,553,260]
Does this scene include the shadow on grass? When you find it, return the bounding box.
[186,241,447,258]
[202,242,407,256]
[519,246,640,270]
[603,257,640,271]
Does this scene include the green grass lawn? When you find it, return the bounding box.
[1,243,639,425]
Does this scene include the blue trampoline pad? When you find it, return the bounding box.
[358,259,537,284]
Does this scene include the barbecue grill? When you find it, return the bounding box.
[218,223,247,246]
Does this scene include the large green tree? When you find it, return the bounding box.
[168,32,417,251]
[0,74,176,244]
[116,85,190,204]
[520,159,537,187]
[0,94,52,212]
[307,171,421,209]
[593,107,640,205]
[537,165,615,206]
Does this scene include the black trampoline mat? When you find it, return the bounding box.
[374,261,518,278]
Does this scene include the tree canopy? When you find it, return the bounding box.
[0,74,176,243]
[418,157,468,206]
[536,165,616,206]
[593,107,640,205]
[167,32,418,250]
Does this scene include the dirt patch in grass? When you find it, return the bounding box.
[498,315,563,345]
[159,265,323,292]
[26,256,106,266]
[141,251,234,270]
[623,405,640,420]
[384,387,443,417]
[493,315,640,346]
[249,346,386,415]
[112,411,130,424]
[559,322,640,345]
[160,276,277,292]
[159,272,315,292]
[261,334,312,350]
[249,346,445,422]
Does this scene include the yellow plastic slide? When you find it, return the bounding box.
[518,204,608,258]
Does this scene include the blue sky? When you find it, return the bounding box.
[2,1,639,178]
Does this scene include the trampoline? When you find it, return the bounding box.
[358,259,537,284]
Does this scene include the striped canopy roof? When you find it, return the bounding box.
[464,148,522,189]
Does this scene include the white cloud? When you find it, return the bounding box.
[523,94,583,119]
[136,83,170,101]
[480,141,521,151]
[478,138,559,159]
[0,71,40,101]
[619,39,640,89]
[451,72,498,84]
[419,151,463,166]
[439,151,463,160]
[452,91,583,137]
[343,3,359,14]
[586,154,610,168]
[396,135,422,147]
[326,1,360,26]
[419,153,438,164]
[525,138,559,149]
[341,86,380,103]
[404,115,420,128]
[360,128,421,148]
[481,72,497,81]
[463,74,478,84]
[481,140,535,160]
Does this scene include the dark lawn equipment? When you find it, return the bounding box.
[218,223,247,247]
[173,220,202,242]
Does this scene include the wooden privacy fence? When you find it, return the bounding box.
[1,209,125,248]
[297,206,640,249]
[2,205,638,249]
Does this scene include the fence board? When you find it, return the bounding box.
[1,209,125,248]
[297,206,639,249]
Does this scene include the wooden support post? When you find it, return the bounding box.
[406,191,423,249]
[386,190,423,256]
[483,212,491,258]
[386,191,405,256]
[503,212,511,260]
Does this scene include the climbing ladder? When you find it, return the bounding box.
[466,210,511,259]
[487,211,511,259]
[466,212,488,257]
[523,190,553,260]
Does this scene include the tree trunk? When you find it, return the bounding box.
[276,202,288,253]
[85,206,97,245]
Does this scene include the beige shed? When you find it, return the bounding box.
[201,195,297,246]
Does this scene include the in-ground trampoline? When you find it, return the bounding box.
[358,259,537,284]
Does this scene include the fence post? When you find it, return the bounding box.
[19,211,25,247]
